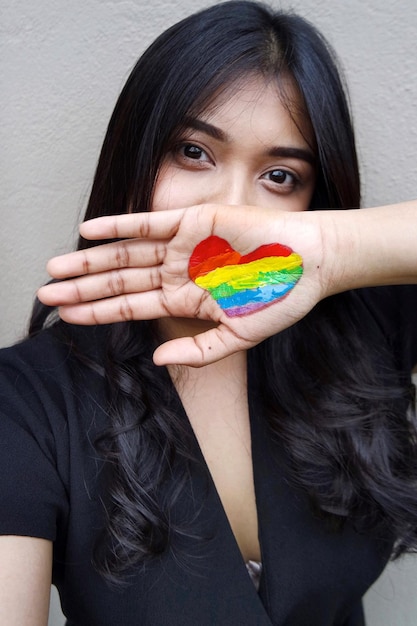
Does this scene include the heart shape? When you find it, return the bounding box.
[189,235,303,317]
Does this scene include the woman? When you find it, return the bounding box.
[1,2,417,624]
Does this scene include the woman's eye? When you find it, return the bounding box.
[266,169,296,186]
[179,144,209,161]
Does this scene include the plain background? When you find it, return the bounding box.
[1,1,417,624]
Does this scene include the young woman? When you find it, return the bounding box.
[1,2,416,624]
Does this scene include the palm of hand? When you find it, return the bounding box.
[38,204,325,366]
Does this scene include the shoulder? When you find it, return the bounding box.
[0,321,109,374]
[0,322,112,473]
[0,322,114,451]
[0,323,111,540]
[0,322,110,405]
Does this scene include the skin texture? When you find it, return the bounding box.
[0,536,52,626]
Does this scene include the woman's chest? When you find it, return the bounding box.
[175,360,261,563]
[59,417,392,626]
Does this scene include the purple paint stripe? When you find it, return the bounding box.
[224,296,288,317]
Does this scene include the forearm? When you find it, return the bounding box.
[0,536,52,626]
[322,201,417,295]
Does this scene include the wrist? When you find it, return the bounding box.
[320,202,417,296]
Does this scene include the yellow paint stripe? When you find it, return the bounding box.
[194,254,302,291]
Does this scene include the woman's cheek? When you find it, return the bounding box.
[152,169,206,211]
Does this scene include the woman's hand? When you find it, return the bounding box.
[37,201,417,366]
[38,204,328,366]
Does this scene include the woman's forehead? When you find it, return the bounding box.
[195,74,315,149]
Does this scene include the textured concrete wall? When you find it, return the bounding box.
[1,1,416,624]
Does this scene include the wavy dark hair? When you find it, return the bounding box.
[30,0,417,584]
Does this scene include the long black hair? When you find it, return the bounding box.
[76,0,359,237]
[30,0,417,583]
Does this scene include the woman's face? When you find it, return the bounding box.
[152,75,316,213]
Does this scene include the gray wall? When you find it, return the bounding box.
[1,1,416,624]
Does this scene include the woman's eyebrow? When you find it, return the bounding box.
[183,116,227,141]
[182,116,316,166]
[267,146,316,166]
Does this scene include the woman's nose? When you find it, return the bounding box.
[209,171,255,206]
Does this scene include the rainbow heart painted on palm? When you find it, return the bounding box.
[189,235,303,317]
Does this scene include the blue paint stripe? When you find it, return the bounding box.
[216,282,294,309]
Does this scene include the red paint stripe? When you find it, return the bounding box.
[189,251,241,280]
[189,236,294,280]
[188,236,234,268]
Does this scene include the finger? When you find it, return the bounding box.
[153,325,250,367]
[79,208,186,241]
[56,290,170,325]
[46,239,167,279]
[37,267,161,306]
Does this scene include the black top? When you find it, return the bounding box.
[0,286,416,626]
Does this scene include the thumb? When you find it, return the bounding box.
[152,326,247,367]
